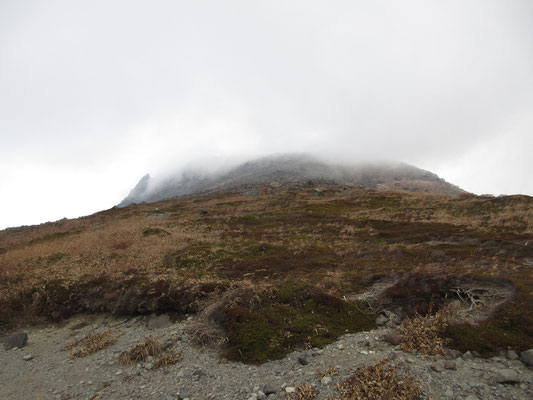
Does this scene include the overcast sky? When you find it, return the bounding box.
[1,0,532,229]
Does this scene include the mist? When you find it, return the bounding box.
[1,0,533,229]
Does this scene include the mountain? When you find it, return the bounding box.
[119,154,465,206]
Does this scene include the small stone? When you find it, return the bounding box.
[506,350,519,360]
[247,395,257,400]
[256,390,266,400]
[298,352,312,365]
[444,388,454,398]
[263,384,277,395]
[494,368,520,384]
[337,344,345,350]
[147,314,170,330]
[430,361,444,373]
[444,360,456,370]
[449,350,462,359]
[520,349,533,366]
[22,354,33,361]
[321,377,332,385]
[285,387,295,393]
[144,363,153,370]
[462,351,475,360]
[115,369,123,376]
[383,332,403,346]
[464,396,479,400]
[375,315,389,325]
[3,332,28,350]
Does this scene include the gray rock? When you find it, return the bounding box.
[464,396,479,400]
[506,350,519,360]
[494,368,520,384]
[462,351,475,360]
[22,354,33,361]
[449,350,462,359]
[298,352,312,365]
[256,391,266,400]
[520,349,533,366]
[430,361,444,372]
[383,332,403,346]
[262,384,277,395]
[375,315,389,325]
[148,314,170,330]
[3,332,28,350]
[321,376,332,385]
[444,360,456,370]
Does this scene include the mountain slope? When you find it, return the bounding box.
[119,154,465,206]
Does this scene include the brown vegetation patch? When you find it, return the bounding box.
[333,360,421,400]
[64,329,123,358]
[118,337,162,365]
[286,383,317,400]
[399,305,453,355]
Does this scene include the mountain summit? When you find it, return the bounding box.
[118,154,464,206]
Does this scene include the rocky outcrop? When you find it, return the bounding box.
[118,154,465,206]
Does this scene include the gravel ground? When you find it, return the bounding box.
[1,313,532,400]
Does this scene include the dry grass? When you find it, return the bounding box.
[1,186,532,358]
[118,337,162,365]
[64,330,123,358]
[286,383,317,400]
[153,351,182,368]
[333,360,422,400]
[399,305,454,356]
[317,366,339,379]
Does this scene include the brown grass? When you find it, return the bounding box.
[333,360,422,400]
[118,337,162,365]
[153,351,182,368]
[399,305,454,356]
[64,330,122,358]
[286,383,317,400]
[1,186,532,358]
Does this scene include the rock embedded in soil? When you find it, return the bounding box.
[383,332,403,345]
[263,384,277,395]
[3,332,28,350]
[147,314,171,330]
[298,352,312,365]
[494,369,521,384]
[520,349,533,367]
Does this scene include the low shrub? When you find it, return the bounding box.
[333,360,421,400]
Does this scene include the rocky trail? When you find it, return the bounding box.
[1,313,532,400]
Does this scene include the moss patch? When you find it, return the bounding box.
[222,283,375,363]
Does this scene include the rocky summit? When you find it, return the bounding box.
[118,154,465,206]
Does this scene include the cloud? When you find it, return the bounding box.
[1,0,532,228]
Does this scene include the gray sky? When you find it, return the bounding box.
[1,0,533,229]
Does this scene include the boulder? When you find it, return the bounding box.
[383,332,404,346]
[520,349,533,367]
[494,368,520,384]
[3,332,28,350]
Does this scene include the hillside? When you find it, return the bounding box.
[1,186,533,399]
[118,154,465,206]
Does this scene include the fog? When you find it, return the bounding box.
[1,1,532,229]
